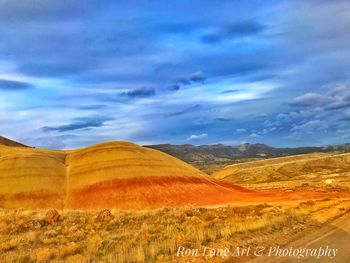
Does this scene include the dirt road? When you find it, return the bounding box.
[247,212,350,263]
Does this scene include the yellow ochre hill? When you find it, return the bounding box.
[0,141,255,210]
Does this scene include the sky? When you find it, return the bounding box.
[0,0,350,149]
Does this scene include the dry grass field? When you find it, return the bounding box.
[1,198,350,263]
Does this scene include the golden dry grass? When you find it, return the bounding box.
[1,198,349,263]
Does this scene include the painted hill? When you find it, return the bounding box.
[0,136,27,147]
[213,152,350,190]
[65,141,251,209]
[0,141,257,209]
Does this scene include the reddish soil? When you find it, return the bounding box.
[66,176,347,209]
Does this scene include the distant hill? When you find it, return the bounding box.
[146,143,350,174]
[212,152,350,191]
[0,136,27,147]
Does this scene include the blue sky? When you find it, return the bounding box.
[0,0,350,149]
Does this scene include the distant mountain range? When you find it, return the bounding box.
[1,135,350,174]
[146,143,350,173]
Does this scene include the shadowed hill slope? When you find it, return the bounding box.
[0,136,27,147]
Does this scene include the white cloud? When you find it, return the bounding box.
[248,133,261,138]
[186,133,208,141]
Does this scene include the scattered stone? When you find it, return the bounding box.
[97,209,114,222]
[45,209,61,224]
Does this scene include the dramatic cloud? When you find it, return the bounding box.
[291,120,328,134]
[167,71,207,91]
[190,71,206,83]
[121,88,156,98]
[1,1,350,148]
[221,89,239,94]
[290,84,350,111]
[167,104,201,117]
[201,19,266,44]
[291,93,326,107]
[0,79,34,91]
[42,116,113,132]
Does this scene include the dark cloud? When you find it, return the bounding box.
[168,71,206,91]
[42,116,112,132]
[290,93,326,107]
[326,100,350,110]
[167,84,180,91]
[215,118,233,122]
[201,19,266,44]
[291,85,350,110]
[0,79,34,91]
[174,77,191,86]
[190,71,206,83]
[221,89,239,94]
[291,120,328,134]
[341,116,350,121]
[167,104,201,117]
[156,21,201,34]
[121,87,156,98]
[78,105,107,110]
[2,1,350,148]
